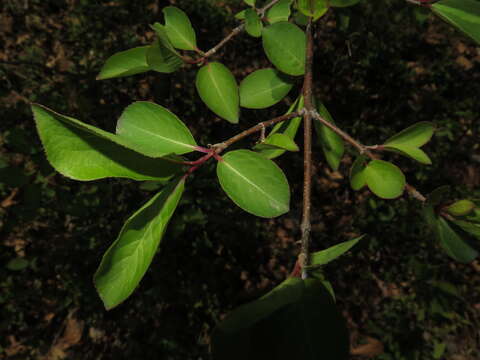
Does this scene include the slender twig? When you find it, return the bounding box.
[300,19,315,279]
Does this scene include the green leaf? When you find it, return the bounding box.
[254,133,299,152]
[266,0,293,23]
[256,97,303,159]
[330,0,362,7]
[384,122,435,148]
[452,220,480,240]
[310,235,364,266]
[364,160,406,199]
[384,145,432,165]
[298,0,329,20]
[245,8,263,37]
[147,23,183,73]
[6,258,29,271]
[217,150,290,218]
[31,104,182,181]
[244,0,255,6]
[432,0,480,45]
[196,62,240,123]
[239,68,294,109]
[426,185,451,206]
[235,10,247,20]
[96,46,150,80]
[446,199,476,217]
[314,101,345,171]
[435,217,478,263]
[94,177,185,309]
[350,155,367,190]
[262,22,306,76]
[162,6,198,50]
[211,278,350,360]
[116,102,197,157]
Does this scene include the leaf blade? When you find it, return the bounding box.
[310,235,364,266]
[96,46,151,80]
[163,6,198,50]
[364,160,406,199]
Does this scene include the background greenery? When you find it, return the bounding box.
[1,0,479,359]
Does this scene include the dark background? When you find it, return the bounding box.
[1,0,479,359]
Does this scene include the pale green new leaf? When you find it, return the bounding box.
[31,104,182,181]
[446,199,476,217]
[244,0,255,6]
[217,150,290,218]
[310,235,364,266]
[266,0,293,23]
[211,278,350,360]
[94,177,185,309]
[330,0,362,7]
[96,46,150,80]
[245,8,263,38]
[256,96,303,159]
[163,6,198,50]
[350,155,367,190]
[432,0,480,45]
[384,122,435,148]
[196,62,240,123]
[262,22,306,76]
[435,217,478,263]
[116,102,197,157]
[298,0,329,20]
[235,10,247,20]
[239,68,294,109]
[364,160,406,199]
[254,133,299,152]
[314,101,345,171]
[147,23,183,73]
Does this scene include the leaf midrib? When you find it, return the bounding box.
[207,65,236,120]
[267,27,303,69]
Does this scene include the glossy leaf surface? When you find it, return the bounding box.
[432,0,480,44]
[314,101,345,171]
[298,0,328,20]
[245,8,263,38]
[116,102,197,157]
[262,22,306,76]
[211,278,350,360]
[364,160,405,199]
[147,23,183,73]
[256,97,303,159]
[350,155,367,190]
[163,6,197,50]
[266,0,292,23]
[254,133,299,152]
[217,150,290,218]
[384,122,434,148]
[94,177,185,309]
[96,46,150,80]
[32,104,181,181]
[310,235,364,266]
[196,62,239,123]
[239,68,294,109]
[435,217,478,263]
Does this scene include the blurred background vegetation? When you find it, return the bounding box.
[1,0,479,359]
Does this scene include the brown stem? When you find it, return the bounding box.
[300,19,315,279]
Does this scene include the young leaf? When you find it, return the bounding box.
[364,160,406,199]
[216,150,290,218]
[31,104,182,181]
[254,133,299,152]
[162,6,198,50]
[211,278,350,360]
[262,22,306,76]
[298,0,329,21]
[384,122,435,148]
[266,0,293,23]
[330,0,362,7]
[116,101,197,157]
[435,217,478,263]
[94,177,185,309]
[239,68,294,109]
[196,62,240,123]
[256,97,303,159]
[446,199,476,217]
[431,0,480,45]
[235,10,247,20]
[384,145,432,165]
[350,155,367,190]
[147,23,183,73]
[245,8,263,38]
[313,101,345,171]
[244,0,255,6]
[310,235,364,266]
[96,46,150,80]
